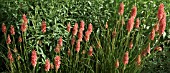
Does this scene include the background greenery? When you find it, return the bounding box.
[0,0,169,73]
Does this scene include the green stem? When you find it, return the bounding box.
[96,51,98,73]
[20,43,22,55]
[10,62,13,73]
[122,65,126,73]
[12,36,15,48]
[55,69,58,73]
[33,67,35,73]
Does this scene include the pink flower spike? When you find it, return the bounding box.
[10,25,15,35]
[84,31,91,42]
[55,44,60,53]
[21,23,27,32]
[41,21,46,33]
[54,56,61,71]
[157,3,165,21]
[131,6,137,18]
[80,20,85,31]
[6,34,11,44]
[88,23,93,33]
[88,46,93,56]
[8,49,14,62]
[129,40,133,49]
[123,51,129,65]
[18,36,22,43]
[154,23,159,32]
[71,36,75,46]
[31,50,37,67]
[78,30,83,41]
[58,36,63,47]
[119,2,124,16]
[2,23,6,34]
[115,59,119,68]
[75,41,81,52]
[22,14,28,25]
[45,59,50,71]
[150,28,155,41]
[136,54,141,66]
[159,13,166,35]
[67,22,71,32]
[126,17,135,32]
[72,23,78,36]
[135,18,140,28]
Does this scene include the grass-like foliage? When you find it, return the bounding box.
[0,0,169,73]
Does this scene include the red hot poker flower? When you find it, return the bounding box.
[22,14,28,25]
[41,21,46,33]
[45,59,50,71]
[72,23,78,36]
[135,18,140,28]
[150,28,155,41]
[123,51,129,65]
[118,2,124,16]
[8,49,14,62]
[71,36,75,46]
[10,25,15,35]
[154,23,159,32]
[31,50,37,67]
[55,44,60,53]
[159,13,166,35]
[131,6,137,18]
[6,34,11,44]
[18,36,22,43]
[78,30,83,41]
[54,56,61,71]
[126,17,135,32]
[58,36,63,47]
[129,40,133,49]
[136,54,141,66]
[2,23,6,34]
[157,3,165,21]
[75,41,81,52]
[88,23,93,33]
[80,20,85,31]
[84,30,91,42]
[115,59,119,68]
[21,23,27,32]
[88,46,93,56]
[67,22,71,32]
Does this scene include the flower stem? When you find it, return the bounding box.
[10,62,13,73]
[33,67,35,73]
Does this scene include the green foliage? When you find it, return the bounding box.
[0,0,169,73]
